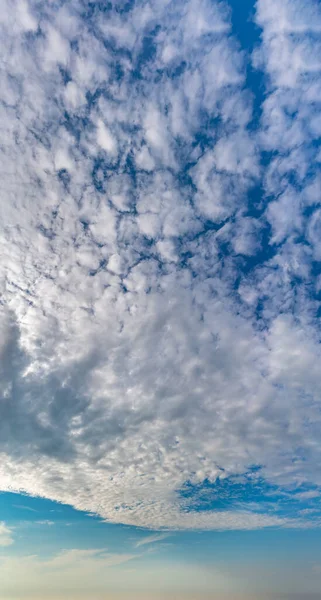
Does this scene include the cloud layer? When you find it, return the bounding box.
[0,0,321,529]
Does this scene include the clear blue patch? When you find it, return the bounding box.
[178,469,321,522]
[0,491,169,557]
[229,0,266,126]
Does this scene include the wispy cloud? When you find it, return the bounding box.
[13,505,38,513]
[135,533,171,548]
[0,523,13,547]
[0,548,138,597]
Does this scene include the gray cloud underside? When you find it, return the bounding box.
[0,0,321,529]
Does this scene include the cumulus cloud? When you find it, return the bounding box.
[0,0,320,531]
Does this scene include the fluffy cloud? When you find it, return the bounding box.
[0,0,320,531]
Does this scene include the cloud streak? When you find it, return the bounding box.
[0,523,13,547]
[135,533,171,547]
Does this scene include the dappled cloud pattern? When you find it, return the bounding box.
[0,0,321,530]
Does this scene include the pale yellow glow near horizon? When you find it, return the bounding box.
[0,551,237,600]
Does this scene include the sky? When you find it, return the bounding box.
[0,0,321,598]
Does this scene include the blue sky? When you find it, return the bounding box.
[0,0,321,598]
[2,491,321,600]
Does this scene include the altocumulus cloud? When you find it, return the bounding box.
[0,522,13,547]
[0,0,321,530]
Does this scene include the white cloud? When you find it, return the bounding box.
[0,548,137,597]
[135,533,171,547]
[252,0,321,314]
[0,0,320,533]
[13,504,38,512]
[0,523,13,547]
[97,120,118,157]
[295,490,320,501]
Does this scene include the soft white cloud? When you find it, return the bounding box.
[0,548,251,600]
[251,0,321,320]
[13,504,38,512]
[0,523,13,547]
[0,0,320,533]
[135,533,171,547]
[0,548,138,598]
[295,490,320,501]
[96,120,118,157]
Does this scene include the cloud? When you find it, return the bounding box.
[0,551,252,600]
[0,523,14,547]
[249,0,321,343]
[13,505,38,512]
[135,533,171,547]
[0,548,138,597]
[295,491,320,501]
[0,0,320,532]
